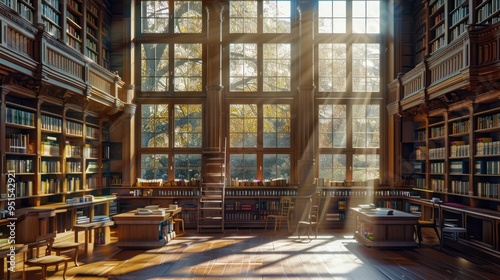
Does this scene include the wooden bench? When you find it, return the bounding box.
[73,221,114,255]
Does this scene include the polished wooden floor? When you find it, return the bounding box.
[9,227,500,280]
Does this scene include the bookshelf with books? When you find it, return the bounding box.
[475,0,500,24]
[400,117,427,191]
[447,106,472,198]
[39,103,64,196]
[64,110,84,194]
[41,0,62,38]
[66,0,83,52]
[428,113,447,193]
[101,138,123,188]
[449,0,470,41]
[224,186,298,229]
[473,101,500,203]
[414,1,428,63]
[84,0,100,64]
[84,116,101,190]
[428,0,447,53]
[1,95,37,206]
[0,0,35,22]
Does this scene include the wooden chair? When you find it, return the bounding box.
[264,196,293,235]
[297,193,321,239]
[415,202,441,246]
[25,237,69,280]
[438,203,467,249]
[173,217,185,234]
[51,241,80,268]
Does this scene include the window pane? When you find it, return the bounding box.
[141,104,169,148]
[141,44,169,91]
[230,154,257,180]
[353,1,380,34]
[353,154,379,181]
[352,43,380,92]
[263,44,291,92]
[318,43,346,92]
[318,104,346,148]
[141,0,169,33]
[263,154,290,180]
[263,0,291,33]
[174,154,201,181]
[229,104,258,147]
[318,154,346,182]
[230,44,258,92]
[352,104,380,148]
[174,104,202,147]
[174,44,202,91]
[174,1,202,33]
[318,0,346,33]
[263,104,290,147]
[141,154,168,180]
[229,0,258,33]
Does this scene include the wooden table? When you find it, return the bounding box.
[73,220,115,255]
[351,207,420,248]
[113,208,181,249]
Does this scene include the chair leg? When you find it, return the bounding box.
[73,246,79,267]
[62,261,68,280]
[264,217,269,230]
[416,225,423,245]
[41,266,47,280]
[433,226,441,243]
[274,220,278,235]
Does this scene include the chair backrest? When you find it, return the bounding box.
[309,192,321,223]
[31,234,56,258]
[279,197,293,217]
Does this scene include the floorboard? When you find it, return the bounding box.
[8,227,500,280]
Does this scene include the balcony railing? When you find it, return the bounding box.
[0,6,125,115]
[388,23,500,114]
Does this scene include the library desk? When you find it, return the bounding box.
[113,208,181,249]
[351,207,419,248]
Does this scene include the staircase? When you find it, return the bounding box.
[198,141,226,233]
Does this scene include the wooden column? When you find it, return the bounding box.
[204,2,224,149]
[296,2,315,191]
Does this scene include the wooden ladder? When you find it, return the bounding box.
[198,139,226,232]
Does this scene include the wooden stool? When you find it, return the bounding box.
[51,241,80,268]
[173,218,185,234]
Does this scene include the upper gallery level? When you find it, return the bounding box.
[0,0,126,113]
[388,21,500,115]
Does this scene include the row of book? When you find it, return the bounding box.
[450,119,470,134]
[6,133,31,153]
[450,143,470,157]
[325,212,346,221]
[429,147,446,159]
[41,114,62,132]
[450,180,470,195]
[5,159,33,173]
[41,160,61,173]
[6,107,35,127]
[40,136,60,156]
[476,138,500,155]
[477,182,500,199]
[431,178,445,192]
[475,160,500,174]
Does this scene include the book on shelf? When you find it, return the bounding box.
[6,133,30,153]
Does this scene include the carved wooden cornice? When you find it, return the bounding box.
[1,73,41,92]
